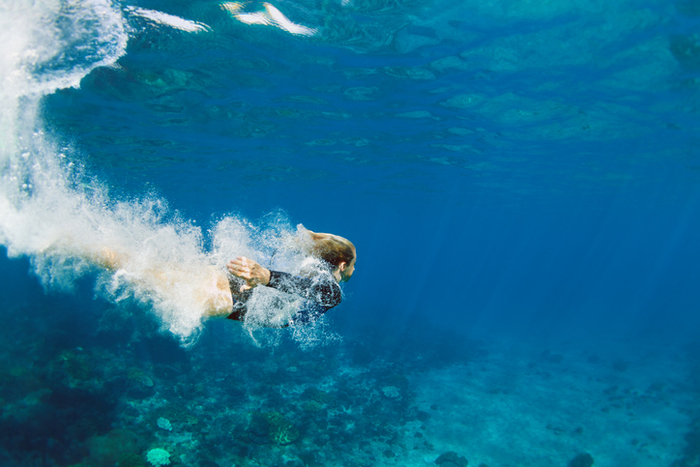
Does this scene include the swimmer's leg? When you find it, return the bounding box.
[90,247,235,321]
[45,235,238,321]
[39,234,127,271]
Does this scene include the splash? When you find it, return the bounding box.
[0,0,129,263]
[0,0,336,346]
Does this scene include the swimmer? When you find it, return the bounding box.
[221,227,356,326]
[89,225,355,327]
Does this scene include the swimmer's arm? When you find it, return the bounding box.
[227,256,270,290]
[227,257,341,308]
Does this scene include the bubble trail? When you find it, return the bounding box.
[0,1,338,346]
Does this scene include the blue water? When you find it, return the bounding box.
[2,0,700,465]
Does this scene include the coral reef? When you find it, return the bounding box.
[146,447,171,466]
[245,411,300,446]
[435,451,469,467]
[86,429,143,467]
[0,296,691,467]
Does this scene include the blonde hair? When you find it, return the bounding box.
[298,225,355,269]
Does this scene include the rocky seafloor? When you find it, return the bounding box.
[0,294,698,467]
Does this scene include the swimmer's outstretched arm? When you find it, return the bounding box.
[228,256,341,308]
[227,256,270,290]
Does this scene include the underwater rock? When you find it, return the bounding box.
[435,451,468,467]
[379,371,410,391]
[128,367,154,387]
[416,410,430,421]
[670,34,700,70]
[568,452,594,467]
[153,365,180,380]
[0,365,44,400]
[153,403,198,429]
[670,410,700,466]
[126,382,156,400]
[382,385,401,398]
[117,452,148,467]
[249,411,300,445]
[301,387,335,405]
[298,450,320,466]
[301,400,325,413]
[86,428,143,467]
[50,349,94,382]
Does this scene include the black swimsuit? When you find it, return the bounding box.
[227,268,342,325]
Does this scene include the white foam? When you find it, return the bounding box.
[0,0,127,99]
[0,0,220,340]
[0,0,335,346]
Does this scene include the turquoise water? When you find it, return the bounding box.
[1,0,700,465]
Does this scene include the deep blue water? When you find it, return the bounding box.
[1,0,700,465]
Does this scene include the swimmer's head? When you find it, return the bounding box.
[298,224,356,282]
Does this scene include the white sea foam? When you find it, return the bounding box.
[0,0,337,345]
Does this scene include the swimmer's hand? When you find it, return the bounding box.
[227,256,271,291]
